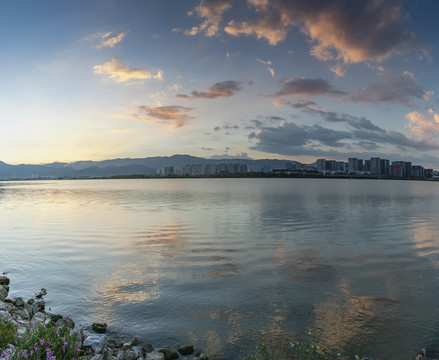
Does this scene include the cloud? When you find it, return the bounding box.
[346,72,428,106]
[99,31,126,48]
[248,107,439,157]
[256,58,275,77]
[132,105,194,128]
[178,80,241,99]
[186,0,232,36]
[94,57,162,82]
[249,121,351,149]
[274,77,346,97]
[207,152,251,159]
[287,100,385,132]
[406,111,439,139]
[224,0,425,68]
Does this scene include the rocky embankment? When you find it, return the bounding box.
[0,275,208,360]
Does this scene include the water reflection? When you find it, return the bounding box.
[3,179,439,359]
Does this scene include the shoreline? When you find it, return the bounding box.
[0,275,208,360]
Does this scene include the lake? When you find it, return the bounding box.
[1,178,439,359]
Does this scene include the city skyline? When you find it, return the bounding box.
[3,1,439,168]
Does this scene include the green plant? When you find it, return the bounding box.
[1,319,81,360]
[0,321,17,351]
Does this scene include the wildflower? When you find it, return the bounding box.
[40,339,45,346]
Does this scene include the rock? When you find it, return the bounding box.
[5,297,15,305]
[1,344,15,360]
[158,347,179,360]
[83,334,108,354]
[142,344,154,355]
[25,303,38,317]
[32,311,46,323]
[27,298,34,305]
[15,297,25,308]
[48,313,63,323]
[0,286,8,299]
[145,351,165,360]
[61,316,75,329]
[122,337,140,351]
[90,355,104,360]
[11,308,30,320]
[125,346,142,360]
[0,310,11,323]
[130,336,139,347]
[108,336,124,349]
[0,276,10,285]
[194,353,209,360]
[0,293,5,303]
[92,322,108,334]
[35,288,47,298]
[0,302,14,312]
[34,298,45,312]
[178,344,194,356]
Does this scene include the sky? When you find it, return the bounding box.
[2,0,439,167]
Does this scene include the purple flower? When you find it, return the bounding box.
[40,339,45,346]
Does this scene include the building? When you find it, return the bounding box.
[411,165,425,178]
[370,157,381,175]
[348,158,363,172]
[316,159,326,172]
[391,161,412,177]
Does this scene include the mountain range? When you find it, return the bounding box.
[0,155,301,180]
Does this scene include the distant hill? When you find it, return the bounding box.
[0,155,302,180]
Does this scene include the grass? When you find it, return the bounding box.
[0,317,81,360]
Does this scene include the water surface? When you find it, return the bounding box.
[1,178,439,359]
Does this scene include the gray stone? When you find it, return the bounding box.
[158,347,179,360]
[32,311,46,323]
[108,336,124,349]
[5,297,16,305]
[116,350,126,360]
[92,322,108,334]
[35,288,47,298]
[25,303,38,317]
[124,348,141,360]
[90,355,104,360]
[83,334,108,354]
[0,301,14,312]
[142,344,154,355]
[1,344,15,360]
[27,298,34,305]
[34,298,45,312]
[12,308,30,320]
[48,313,63,323]
[0,286,8,299]
[145,351,165,360]
[130,336,139,347]
[130,346,142,358]
[56,316,75,329]
[178,344,194,356]
[0,293,5,302]
[0,276,10,285]
[0,310,11,323]
[194,353,209,360]
[15,297,25,308]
